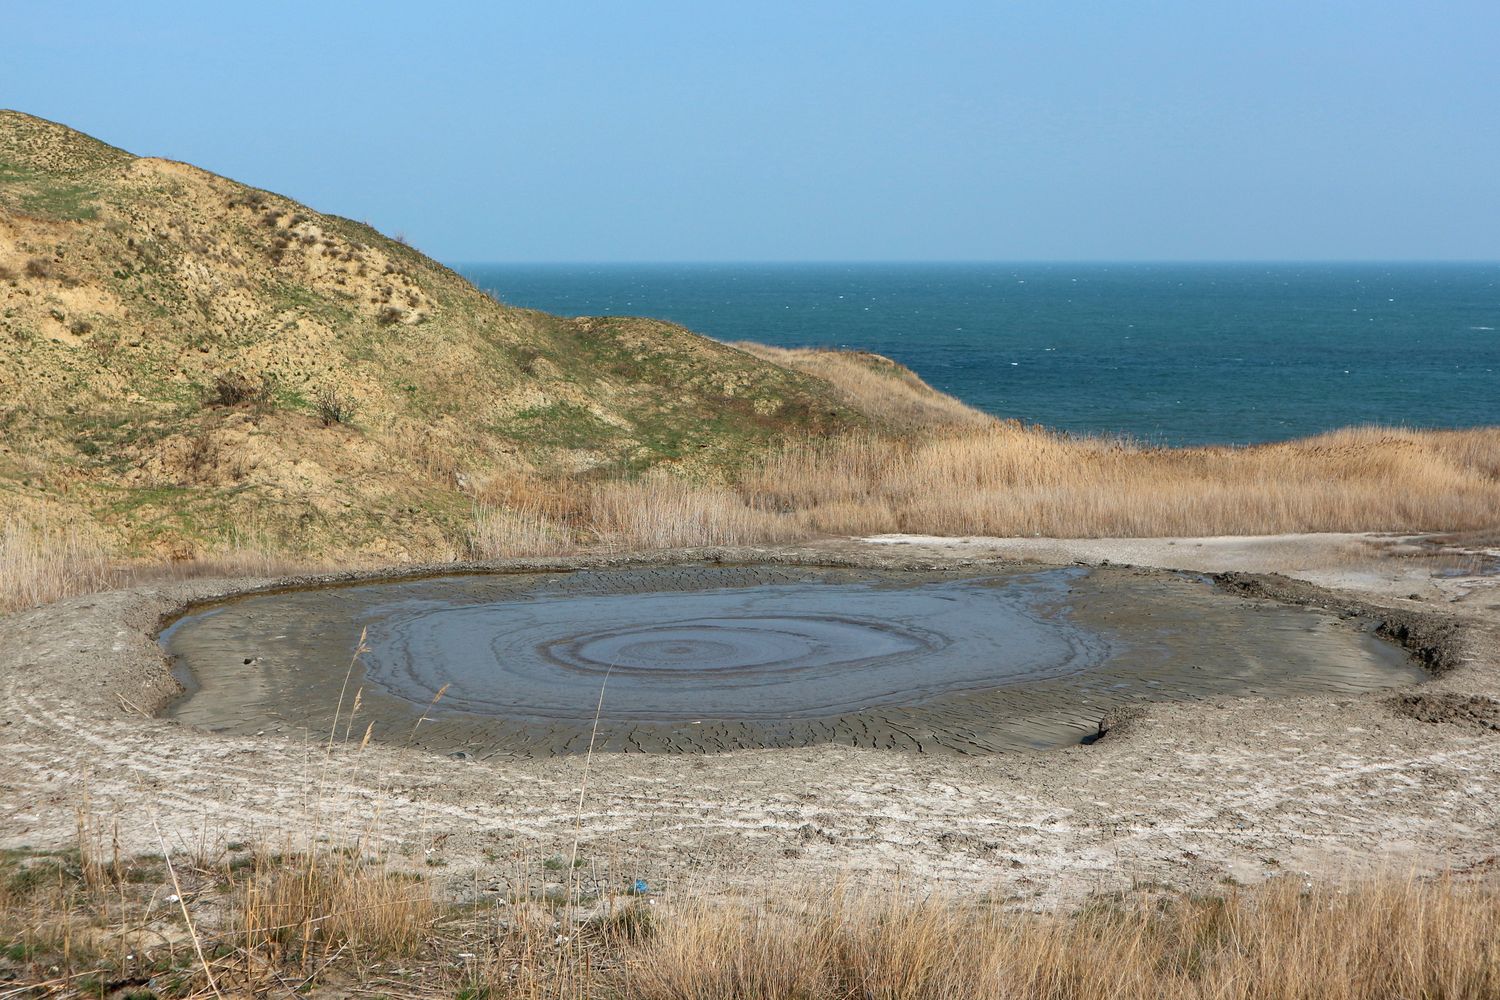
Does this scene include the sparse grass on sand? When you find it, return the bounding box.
[733,342,997,431]
[4,825,1498,999]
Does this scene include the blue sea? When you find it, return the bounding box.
[456,263,1499,446]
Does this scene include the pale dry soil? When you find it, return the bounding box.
[1,533,1497,907]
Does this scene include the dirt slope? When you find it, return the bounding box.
[0,111,957,558]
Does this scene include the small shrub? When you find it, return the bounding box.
[23,258,51,280]
[68,318,92,336]
[316,387,357,426]
[590,900,656,944]
[233,854,434,957]
[209,371,278,409]
[89,330,121,360]
[376,305,403,326]
[512,347,542,375]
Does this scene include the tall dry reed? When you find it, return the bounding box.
[469,500,581,557]
[740,424,1500,538]
[0,518,344,614]
[587,473,805,550]
[0,518,115,613]
[471,424,1500,553]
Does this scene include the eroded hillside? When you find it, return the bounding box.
[0,111,970,559]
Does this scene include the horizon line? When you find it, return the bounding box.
[444,258,1500,268]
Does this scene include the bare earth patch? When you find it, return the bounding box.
[1,533,1497,909]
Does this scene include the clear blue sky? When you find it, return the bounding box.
[5,1,1497,262]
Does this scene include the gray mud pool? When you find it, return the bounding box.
[160,566,1423,756]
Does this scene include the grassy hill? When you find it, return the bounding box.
[0,111,976,560]
[8,109,1493,602]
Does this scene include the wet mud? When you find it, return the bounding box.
[160,565,1423,756]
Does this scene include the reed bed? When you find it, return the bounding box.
[739,424,1500,539]
[7,424,1498,612]
[464,424,1500,554]
[587,473,805,550]
[469,499,582,557]
[0,518,114,613]
[0,519,328,613]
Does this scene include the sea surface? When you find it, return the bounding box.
[456,263,1499,446]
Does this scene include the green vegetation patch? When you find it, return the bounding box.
[0,160,103,221]
[495,401,626,451]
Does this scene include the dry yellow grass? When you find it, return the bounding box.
[230,850,435,960]
[587,473,805,550]
[625,879,1500,1000]
[0,520,333,614]
[469,500,582,558]
[130,539,335,583]
[739,423,1500,539]
[0,519,115,613]
[8,843,1497,1000]
[461,423,1500,554]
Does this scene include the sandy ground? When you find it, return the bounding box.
[1,533,1497,907]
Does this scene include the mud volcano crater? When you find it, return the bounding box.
[160,566,1423,756]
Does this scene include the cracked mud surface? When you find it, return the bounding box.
[2,534,1497,906]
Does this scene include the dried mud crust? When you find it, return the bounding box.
[3,541,1499,908]
[1213,571,1469,675]
[1387,693,1500,733]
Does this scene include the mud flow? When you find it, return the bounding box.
[160,566,1423,756]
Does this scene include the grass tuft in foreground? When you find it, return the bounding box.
[3,831,1498,999]
[631,879,1500,1000]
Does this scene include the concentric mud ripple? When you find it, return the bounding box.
[160,565,1424,756]
[363,577,1106,721]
